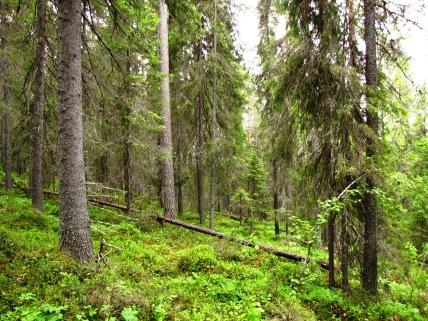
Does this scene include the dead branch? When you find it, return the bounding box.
[157,216,329,270]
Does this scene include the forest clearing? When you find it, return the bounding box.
[0,0,427,320]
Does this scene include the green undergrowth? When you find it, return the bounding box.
[0,188,426,320]
[178,211,328,261]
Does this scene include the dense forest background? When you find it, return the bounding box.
[0,0,427,320]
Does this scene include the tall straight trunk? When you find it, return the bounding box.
[247,178,251,218]
[341,207,350,291]
[285,211,289,235]
[208,151,217,226]
[195,41,205,224]
[224,194,230,210]
[57,0,93,261]
[327,213,336,287]
[346,0,365,125]
[362,0,378,294]
[209,163,216,229]
[176,139,183,215]
[0,3,12,190]
[124,116,131,214]
[272,159,280,235]
[209,0,218,230]
[174,117,183,216]
[346,0,358,70]
[97,153,108,184]
[156,136,163,207]
[123,52,132,214]
[217,190,221,212]
[159,0,176,218]
[16,149,24,174]
[30,0,47,210]
[283,184,290,235]
[177,182,183,215]
[327,101,336,288]
[97,105,110,184]
[341,0,355,292]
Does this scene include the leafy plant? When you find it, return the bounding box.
[121,307,138,321]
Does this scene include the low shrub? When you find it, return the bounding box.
[177,245,219,273]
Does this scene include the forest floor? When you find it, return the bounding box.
[0,187,427,321]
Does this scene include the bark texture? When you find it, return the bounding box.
[196,75,205,224]
[159,0,176,218]
[341,208,350,291]
[272,159,280,235]
[176,142,183,215]
[57,0,93,261]
[123,53,132,214]
[195,41,205,224]
[209,0,218,230]
[30,0,47,210]
[362,0,378,294]
[341,0,355,292]
[0,3,12,190]
[123,115,132,214]
[209,163,216,229]
[327,213,336,287]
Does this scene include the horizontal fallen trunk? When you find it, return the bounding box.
[87,198,132,212]
[157,216,329,270]
[14,184,329,270]
[16,185,132,212]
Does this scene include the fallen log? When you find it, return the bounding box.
[157,215,329,270]
[13,184,329,270]
[16,185,132,213]
[87,199,132,212]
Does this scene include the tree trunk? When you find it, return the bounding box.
[209,164,216,229]
[96,153,108,184]
[123,52,132,214]
[239,195,243,223]
[362,0,378,294]
[209,0,218,230]
[159,0,176,218]
[195,40,205,224]
[16,149,25,174]
[341,207,350,291]
[327,213,336,287]
[0,3,12,190]
[177,176,183,216]
[30,0,47,211]
[272,159,280,235]
[217,190,221,212]
[285,211,289,235]
[156,136,163,208]
[57,0,93,262]
[361,180,378,293]
[224,194,230,210]
[342,0,355,293]
[175,122,183,216]
[123,117,131,214]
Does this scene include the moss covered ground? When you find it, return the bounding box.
[0,188,426,320]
